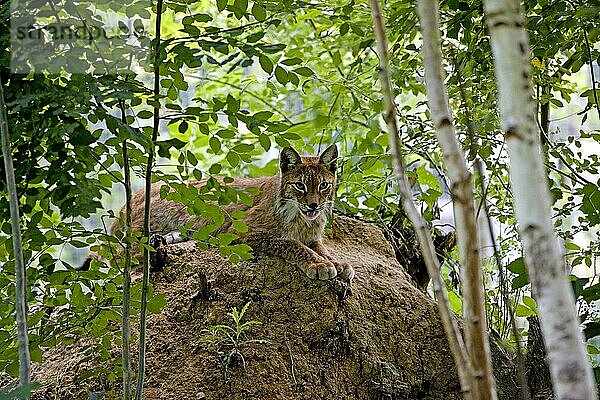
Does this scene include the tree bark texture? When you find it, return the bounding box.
[415,1,497,399]
[483,0,598,398]
[0,77,31,387]
[368,0,472,397]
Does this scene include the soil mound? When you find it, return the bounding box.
[32,216,462,399]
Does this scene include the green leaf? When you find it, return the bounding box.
[69,129,97,146]
[253,111,273,120]
[565,242,580,250]
[572,276,590,298]
[6,361,19,377]
[251,2,266,21]
[209,136,221,154]
[137,110,153,119]
[288,72,299,86]
[340,22,349,35]
[178,120,188,134]
[281,58,302,66]
[195,13,213,22]
[227,151,240,167]
[448,290,462,315]
[506,257,526,275]
[522,295,537,312]
[232,220,248,233]
[218,232,238,245]
[274,66,288,84]
[293,66,314,77]
[209,163,222,174]
[259,55,273,74]
[216,0,227,11]
[187,150,198,166]
[581,283,600,303]
[584,322,600,340]
[579,183,600,225]
[515,303,535,317]
[511,274,529,289]
[147,294,167,314]
[258,134,271,151]
[232,0,248,18]
[233,143,254,153]
[217,129,236,139]
[227,94,240,113]
[246,32,265,43]
[30,347,42,363]
[157,138,186,158]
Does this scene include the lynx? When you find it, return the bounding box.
[85,145,354,281]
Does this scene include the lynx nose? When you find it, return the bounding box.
[308,203,318,210]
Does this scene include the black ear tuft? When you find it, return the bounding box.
[319,144,338,173]
[280,147,302,173]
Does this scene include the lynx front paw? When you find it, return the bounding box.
[302,260,337,280]
[334,261,355,282]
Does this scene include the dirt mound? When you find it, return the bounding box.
[32,216,462,399]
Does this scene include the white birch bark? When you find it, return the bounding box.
[484,0,598,398]
[369,0,473,396]
[416,1,497,398]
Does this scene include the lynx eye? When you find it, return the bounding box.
[318,182,331,192]
[292,181,307,192]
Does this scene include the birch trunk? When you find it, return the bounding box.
[368,0,473,397]
[415,1,497,399]
[484,0,598,398]
[0,78,31,387]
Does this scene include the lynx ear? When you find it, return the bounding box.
[319,144,338,173]
[280,147,302,173]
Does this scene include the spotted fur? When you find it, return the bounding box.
[99,145,354,281]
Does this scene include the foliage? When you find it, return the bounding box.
[197,301,267,379]
[0,382,40,399]
[0,0,598,393]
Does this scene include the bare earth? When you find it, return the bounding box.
[32,215,462,399]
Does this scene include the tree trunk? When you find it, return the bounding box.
[0,77,31,387]
[368,0,473,397]
[526,316,553,399]
[415,1,497,398]
[483,0,598,398]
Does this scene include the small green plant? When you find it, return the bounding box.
[198,302,268,379]
[371,361,408,399]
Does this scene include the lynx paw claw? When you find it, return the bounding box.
[335,261,355,282]
[303,260,337,280]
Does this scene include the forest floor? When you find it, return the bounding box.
[31,216,463,399]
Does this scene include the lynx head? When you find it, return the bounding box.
[278,145,338,223]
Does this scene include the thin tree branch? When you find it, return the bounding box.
[582,26,600,121]
[477,159,531,400]
[135,0,164,397]
[417,1,497,398]
[0,76,31,387]
[368,0,473,397]
[452,53,531,400]
[120,100,133,400]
